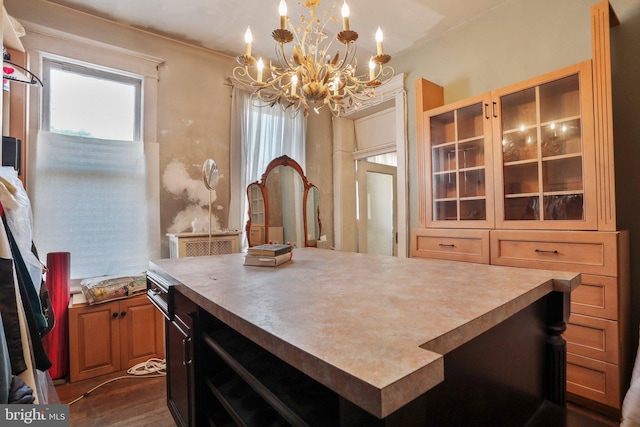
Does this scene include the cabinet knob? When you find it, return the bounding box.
[112,312,118,319]
[120,311,127,318]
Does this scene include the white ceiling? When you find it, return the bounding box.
[42,0,512,62]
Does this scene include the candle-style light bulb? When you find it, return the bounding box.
[341,2,350,31]
[375,27,384,55]
[244,26,252,57]
[279,0,287,30]
[369,59,376,80]
[332,75,340,94]
[291,74,298,95]
[257,58,264,83]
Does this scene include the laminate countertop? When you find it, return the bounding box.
[148,248,580,418]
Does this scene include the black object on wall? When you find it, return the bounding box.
[2,137,21,174]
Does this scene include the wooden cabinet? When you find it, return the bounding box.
[418,61,597,230]
[412,4,627,414]
[166,290,198,427]
[493,61,597,230]
[492,229,629,411]
[419,93,495,228]
[411,228,490,264]
[68,293,165,382]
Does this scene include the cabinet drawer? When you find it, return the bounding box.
[490,230,620,276]
[565,314,618,364]
[571,274,618,320]
[567,353,620,409]
[411,228,490,264]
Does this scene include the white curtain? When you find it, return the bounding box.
[228,88,306,248]
[30,131,158,279]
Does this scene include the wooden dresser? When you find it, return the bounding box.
[411,1,628,416]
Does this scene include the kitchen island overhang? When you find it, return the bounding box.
[148,247,580,424]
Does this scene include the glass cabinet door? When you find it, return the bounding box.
[495,61,596,229]
[425,95,494,228]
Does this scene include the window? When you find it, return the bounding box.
[32,56,153,279]
[228,87,306,248]
[42,58,142,141]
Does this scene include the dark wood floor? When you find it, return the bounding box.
[54,371,621,427]
[54,371,174,427]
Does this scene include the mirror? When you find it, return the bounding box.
[246,155,321,248]
[202,158,219,190]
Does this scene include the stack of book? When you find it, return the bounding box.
[244,243,293,267]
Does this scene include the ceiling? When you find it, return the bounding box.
[42,0,512,62]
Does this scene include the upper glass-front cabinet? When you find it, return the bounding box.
[422,94,495,228]
[494,61,596,230]
[419,61,597,231]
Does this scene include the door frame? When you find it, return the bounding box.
[332,74,408,256]
[357,161,397,256]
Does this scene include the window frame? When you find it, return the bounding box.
[41,57,143,141]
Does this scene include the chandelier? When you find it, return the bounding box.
[232,0,394,117]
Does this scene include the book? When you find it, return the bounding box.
[247,243,293,256]
[243,252,292,267]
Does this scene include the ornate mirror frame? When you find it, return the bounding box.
[245,155,321,248]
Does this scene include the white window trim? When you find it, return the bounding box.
[41,56,144,141]
[21,22,164,273]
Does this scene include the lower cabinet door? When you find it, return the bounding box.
[69,301,121,382]
[567,352,620,409]
[120,297,165,367]
[167,317,194,427]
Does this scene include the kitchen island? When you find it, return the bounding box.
[147,248,580,427]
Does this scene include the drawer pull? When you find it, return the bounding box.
[183,337,192,366]
[535,249,559,255]
[438,243,455,248]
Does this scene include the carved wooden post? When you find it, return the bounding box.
[546,291,570,405]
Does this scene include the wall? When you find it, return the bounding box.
[7,0,235,257]
[610,6,640,358]
[305,109,334,249]
[392,0,640,360]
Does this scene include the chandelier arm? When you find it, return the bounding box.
[275,42,298,74]
[334,41,357,75]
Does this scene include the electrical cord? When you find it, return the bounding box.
[67,358,166,406]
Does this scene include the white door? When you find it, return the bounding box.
[357,161,397,256]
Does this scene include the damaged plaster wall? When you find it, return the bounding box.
[162,158,223,234]
[8,0,236,258]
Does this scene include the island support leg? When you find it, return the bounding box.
[546,290,570,406]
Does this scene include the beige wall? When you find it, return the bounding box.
[391,0,598,234]
[7,0,640,339]
[7,0,337,256]
[305,110,334,249]
[610,6,640,354]
[391,0,640,355]
[3,0,234,256]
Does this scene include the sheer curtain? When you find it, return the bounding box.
[30,131,158,279]
[228,88,306,248]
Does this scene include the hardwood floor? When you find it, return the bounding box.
[54,371,621,427]
[55,371,174,427]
